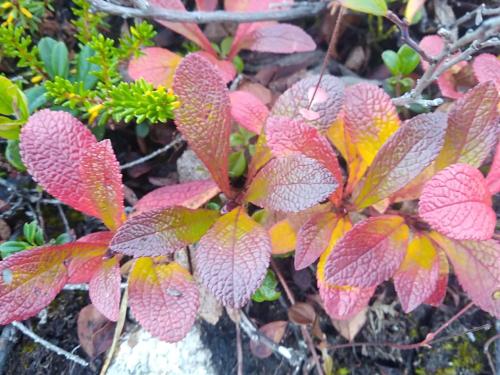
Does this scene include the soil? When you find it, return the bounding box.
[1,1,499,374]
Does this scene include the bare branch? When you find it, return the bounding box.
[87,0,328,24]
[12,322,89,367]
[120,135,183,170]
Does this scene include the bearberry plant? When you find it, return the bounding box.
[0,49,499,348]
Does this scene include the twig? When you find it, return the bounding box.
[239,311,304,367]
[0,325,18,374]
[271,260,324,375]
[88,0,328,24]
[454,5,500,28]
[63,283,128,291]
[385,10,435,63]
[11,322,89,367]
[328,302,475,351]
[56,203,72,240]
[392,13,500,107]
[100,286,128,375]
[235,311,243,375]
[120,136,183,170]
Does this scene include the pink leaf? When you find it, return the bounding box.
[196,0,218,11]
[271,75,344,132]
[110,207,219,257]
[150,0,215,53]
[295,212,338,270]
[80,140,125,230]
[192,51,236,83]
[195,207,271,307]
[419,35,467,99]
[472,54,500,90]
[173,53,233,197]
[424,244,449,307]
[128,47,182,87]
[323,216,409,288]
[393,233,440,313]
[245,154,338,213]
[68,232,113,284]
[433,235,500,318]
[89,256,121,321]
[319,285,375,320]
[235,24,316,54]
[229,91,269,133]
[486,141,500,195]
[419,163,495,240]
[265,116,344,200]
[133,179,220,216]
[20,110,99,217]
[0,244,73,324]
[129,259,199,342]
[435,81,499,170]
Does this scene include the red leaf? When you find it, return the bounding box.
[133,179,220,216]
[393,233,440,313]
[129,259,199,342]
[353,112,447,209]
[343,83,400,165]
[149,0,214,53]
[110,207,219,257]
[196,0,217,11]
[67,232,113,284]
[77,304,116,359]
[192,51,236,83]
[20,110,98,217]
[80,140,125,230]
[432,235,500,318]
[245,154,338,213]
[295,212,338,270]
[265,116,344,201]
[435,81,499,169]
[0,244,75,324]
[173,53,233,197]
[195,207,271,307]
[288,302,316,325]
[271,75,344,132]
[89,256,121,321]
[486,141,500,195]
[323,216,409,288]
[229,91,269,133]
[424,243,449,307]
[236,24,316,54]
[472,54,500,89]
[419,163,495,240]
[320,285,375,321]
[128,47,182,87]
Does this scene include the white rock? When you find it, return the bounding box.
[107,324,216,375]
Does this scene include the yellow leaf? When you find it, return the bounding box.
[269,219,296,255]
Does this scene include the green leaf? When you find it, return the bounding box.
[252,270,281,302]
[76,45,99,89]
[397,44,420,75]
[135,122,150,138]
[340,0,388,16]
[0,117,23,140]
[38,37,58,77]
[0,241,30,259]
[0,76,16,115]
[51,42,69,79]
[230,133,245,147]
[382,50,400,76]
[5,140,26,171]
[229,151,247,178]
[220,37,233,58]
[54,233,72,245]
[23,221,44,246]
[233,55,244,74]
[24,85,47,114]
